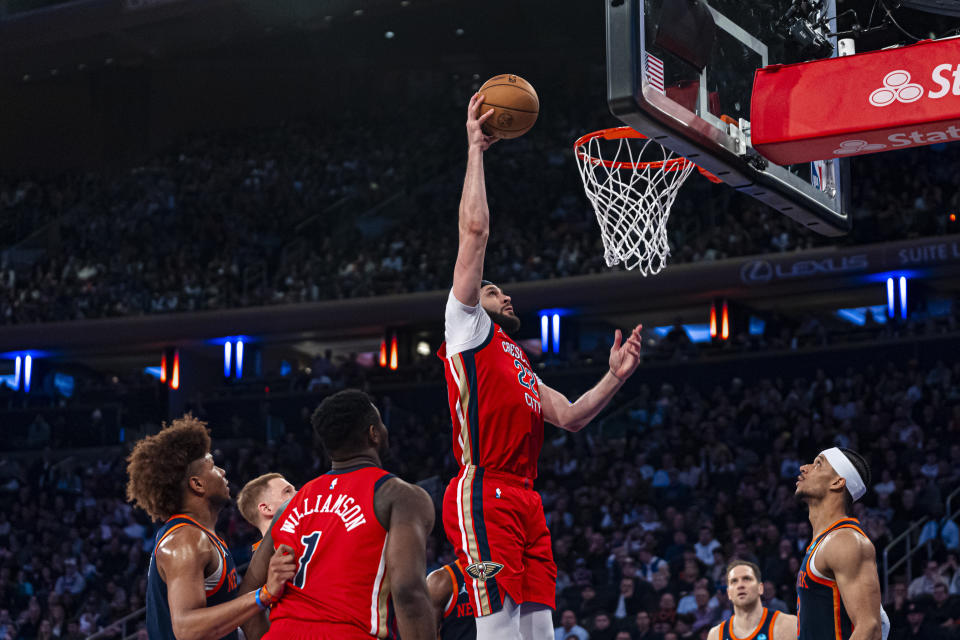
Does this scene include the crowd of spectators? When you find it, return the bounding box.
[0,344,957,638]
[2,88,957,325]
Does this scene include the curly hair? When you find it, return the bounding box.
[126,415,211,522]
[311,389,378,458]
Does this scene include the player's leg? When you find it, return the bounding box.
[519,488,557,640]
[442,468,524,637]
[475,594,521,640]
[519,602,554,640]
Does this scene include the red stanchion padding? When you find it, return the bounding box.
[751,37,960,165]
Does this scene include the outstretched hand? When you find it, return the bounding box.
[609,324,643,381]
[466,93,499,152]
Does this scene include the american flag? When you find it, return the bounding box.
[645,52,665,95]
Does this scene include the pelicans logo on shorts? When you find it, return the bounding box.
[465,561,504,582]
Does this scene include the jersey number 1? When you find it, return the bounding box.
[293,531,322,588]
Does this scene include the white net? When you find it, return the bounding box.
[574,130,697,276]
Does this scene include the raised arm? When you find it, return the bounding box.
[539,324,642,431]
[375,478,437,640]
[821,530,882,640]
[452,93,498,307]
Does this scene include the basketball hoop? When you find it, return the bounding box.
[574,126,721,276]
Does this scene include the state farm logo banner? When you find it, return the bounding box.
[750,37,960,165]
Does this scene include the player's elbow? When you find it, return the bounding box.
[856,617,882,640]
[171,622,207,640]
[459,218,489,239]
[561,418,587,432]
[556,407,588,432]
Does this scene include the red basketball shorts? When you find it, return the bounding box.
[442,465,557,617]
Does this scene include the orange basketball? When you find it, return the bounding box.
[477,74,539,139]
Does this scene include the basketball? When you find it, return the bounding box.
[477,74,539,139]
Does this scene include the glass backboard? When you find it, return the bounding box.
[607,0,851,235]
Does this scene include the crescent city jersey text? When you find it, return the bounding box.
[268,466,398,639]
[438,322,545,479]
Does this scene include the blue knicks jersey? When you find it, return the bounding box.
[441,561,476,640]
[147,514,240,640]
[796,517,866,640]
[719,607,778,640]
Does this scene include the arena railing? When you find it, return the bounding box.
[86,560,251,640]
[882,484,960,598]
[882,518,929,599]
[946,485,960,524]
[85,606,143,640]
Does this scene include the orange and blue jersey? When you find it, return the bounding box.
[796,517,866,640]
[718,607,778,640]
[147,514,240,640]
[440,561,476,640]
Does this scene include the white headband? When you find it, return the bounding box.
[821,447,866,502]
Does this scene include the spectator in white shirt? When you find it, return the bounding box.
[695,526,721,567]
[637,546,667,582]
[920,453,941,480]
[53,559,86,597]
[908,561,944,599]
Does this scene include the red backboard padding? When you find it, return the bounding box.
[751,37,960,164]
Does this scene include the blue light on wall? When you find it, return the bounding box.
[886,278,895,318]
[552,314,560,354]
[538,309,571,355]
[24,355,32,392]
[212,337,252,379]
[236,340,244,379]
[14,356,21,391]
[899,276,908,320]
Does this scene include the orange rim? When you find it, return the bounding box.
[574,126,722,183]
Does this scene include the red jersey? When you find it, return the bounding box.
[267,466,397,639]
[438,322,545,479]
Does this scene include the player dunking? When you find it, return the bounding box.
[125,416,297,640]
[795,447,885,640]
[240,390,436,640]
[707,560,796,640]
[437,93,644,640]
